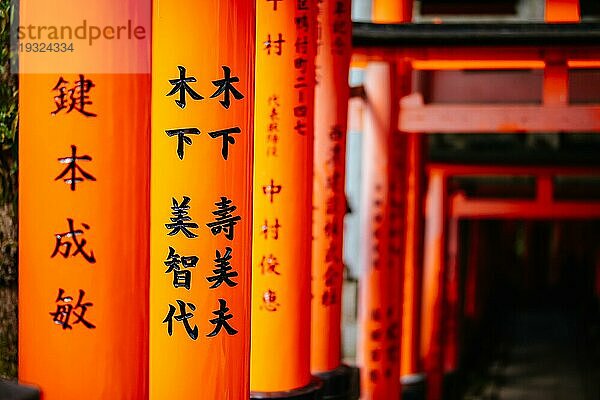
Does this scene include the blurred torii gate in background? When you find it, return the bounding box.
[350,1,600,399]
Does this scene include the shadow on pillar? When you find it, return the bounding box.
[401,373,426,400]
[0,380,40,400]
[251,378,323,400]
[314,365,360,400]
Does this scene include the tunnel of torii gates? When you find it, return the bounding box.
[15,0,600,399]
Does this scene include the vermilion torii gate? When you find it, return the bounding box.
[424,164,600,400]
[351,1,600,400]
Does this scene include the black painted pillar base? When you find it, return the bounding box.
[0,380,40,400]
[401,373,426,400]
[251,377,323,400]
[442,370,460,400]
[314,364,360,400]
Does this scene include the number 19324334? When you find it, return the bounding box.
[19,42,74,52]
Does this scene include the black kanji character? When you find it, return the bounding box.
[329,124,343,141]
[297,0,308,10]
[268,120,279,133]
[49,288,95,330]
[333,20,347,34]
[262,179,282,203]
[210,66,244,109]
[163,300,199,340]
[55,145,96,191]
[208,127,240,160]
[206,196,241,240]
[267,133,279,156]
[294,118,307,135]
[260,218,281,240]
[261,289,280,312]
[370,369,379,383]
[51,77,69,115]
[294,105,307,118]
[166,66,203,109]
[295,36,309,54]
[207,298,238,337]
[322,288,338,306]
[165,196,199,238]
[264,33,285,56]
[260,254,281,275]
[324,265,339,286]
[268,0,283,11]
[387,321,399,341]
[295,15,309,32]
[325,243,338,264]
[68,75,97,117]
[52,218,96,263]
[165,128,201,160]
[268,94,280,107]
[206,247,238,288]
[270,106,279,121]
[164,246,199,290]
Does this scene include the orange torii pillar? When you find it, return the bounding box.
[545,0,581,23]
[441,217,461,400]
[399,133,427,400]
[372,0,413,23]
[388,73,408,400]
[372,1,428,399]
[251,0,321,399]
[464,222,483,323]
[311,0,359,399]
[18,1,151,399]
[420,169,448,400]
[149,1,255,398]
[358,61,402,400]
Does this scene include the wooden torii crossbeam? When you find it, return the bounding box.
[435,164,600,219]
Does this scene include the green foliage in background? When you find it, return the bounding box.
[0,0,17,206]
[0,0,18,380]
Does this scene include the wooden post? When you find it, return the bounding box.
[464,222,482,321]
[251,0,321,398]
[372,0,414,23]
[311,0,358,398]
[358,61,401,400]
[545,0,580,23]
[150,1,255,398]
[18,1,151,398]
[420,169,448,400]
[442,217,460,400]
[400,132,427,399]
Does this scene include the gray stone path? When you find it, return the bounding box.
[478,309,599,400]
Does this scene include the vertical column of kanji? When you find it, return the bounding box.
[358,62,400,400]
[386,62,413,400]
[251,0,321,398]
[18,1,151,399]
[371,2,428,398]
[310,0,357,399]
[150,1,255,399]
